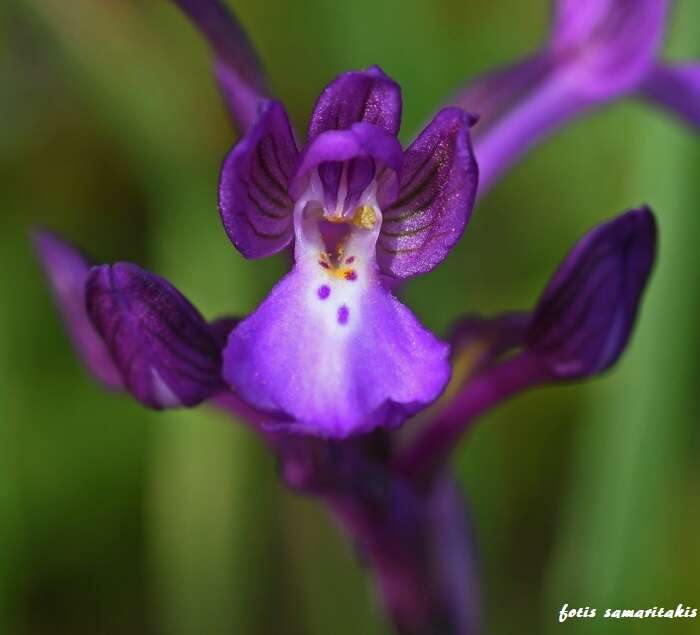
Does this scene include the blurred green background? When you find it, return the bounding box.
[1,0,699,633]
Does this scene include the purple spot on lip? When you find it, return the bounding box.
[337,305,350,325]
[344,270,357,281]
[318,285,331,300]
[345,256,355,264]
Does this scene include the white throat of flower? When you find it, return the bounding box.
[292,168,382,334]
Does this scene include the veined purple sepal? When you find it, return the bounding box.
[528,207,657,378]
[641,62,700,130]
[550,0,669,99]
[219,100,299,259]
[378,108,479,279]
[32,231,122,389]
[169,0,268,132]
[86,263,226,409]
[222,265,451,438]
[308,66,402,140]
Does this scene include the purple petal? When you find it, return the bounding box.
[289,122,403,208]
[640,62,700,130]
[377,108,478,279]
[170,0,268,132]
[222,267,450,439]
[86,263,225,409]
[32,231,122,389]
[528,207,657,378]
[308,66,402,140]
[550,0,669,98]
[219,100,299,259]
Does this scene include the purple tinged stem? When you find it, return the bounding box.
[396,351,548,482]
[323,473,481,635]
[428,477,482,635]
[327,496,433,633]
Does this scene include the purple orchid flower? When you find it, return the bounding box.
[454,0,699,196]
[33,1,663,633]
[219,69,478,438]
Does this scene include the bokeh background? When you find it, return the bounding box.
[2,1,699,633]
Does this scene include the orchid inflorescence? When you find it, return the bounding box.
[34,1,697,633]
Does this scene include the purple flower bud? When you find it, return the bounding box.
[398,208,657,479]
[528,207,657,378]
[86,263,226,409]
